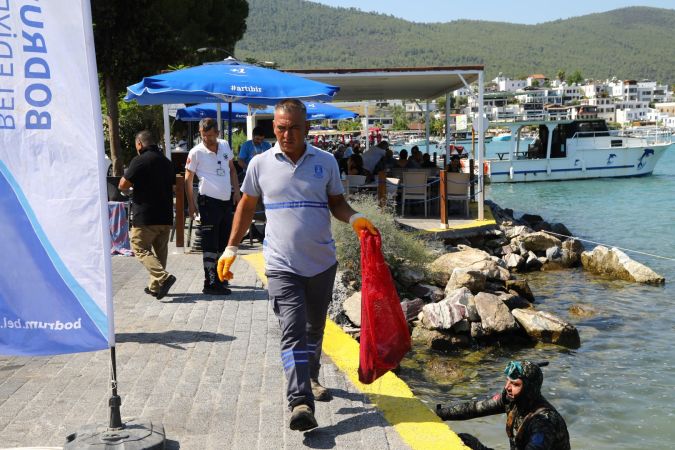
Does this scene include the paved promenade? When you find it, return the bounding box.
[0,243,410,449]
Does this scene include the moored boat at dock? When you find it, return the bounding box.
[487,119,672,183]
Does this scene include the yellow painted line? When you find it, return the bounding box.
[423,205,496,232]
[241,252,467,450]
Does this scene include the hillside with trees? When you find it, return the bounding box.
[236,0,675,83]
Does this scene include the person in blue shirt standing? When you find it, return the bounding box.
[237,126,272,172]
[217,99,378,432]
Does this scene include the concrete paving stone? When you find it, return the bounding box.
[0,243,412,449]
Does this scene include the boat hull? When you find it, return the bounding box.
[488,144,670,183]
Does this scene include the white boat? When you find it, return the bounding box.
[487,119,672,183]
[493,132,512,141]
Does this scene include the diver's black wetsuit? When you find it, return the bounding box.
[436,362,570,450]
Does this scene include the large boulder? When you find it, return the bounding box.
[400,298,425,322]
[397,267,426,288]
[581,246,665,284]
[504,253,525,272]
[408,283,445,303]
[412,327,471,351]
[445,268,486,294]
[429,247,492,285]
[474,292,519,335]
[421,298,467,330]
[561,238,584,268]
[343,292,362,326]
[505,279,535,302]
[550,222,573,238]
[525,251,543,272]
[467,259,511,282]
[497,291,532,310]
[446,287,480,322]
[504,225,532,240]
[520,232,562,253]
[511,308,581,349]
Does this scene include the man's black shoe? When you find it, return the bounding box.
[144,287,157,297]
[202,284,231,295]
[289,404,318,431]
[155,275,176,300]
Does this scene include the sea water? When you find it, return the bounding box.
[398,145,675,449]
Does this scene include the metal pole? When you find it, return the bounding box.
[425,100,430,154]
[477,71,485,221]
[216,103,222,138]
[108,346,123,430]
[227,103,233,146]
[445,92,450,169]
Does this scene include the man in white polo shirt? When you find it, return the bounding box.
[186,118,241,295]
[217,99,378,432]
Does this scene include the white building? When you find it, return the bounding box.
[493,74,527,92]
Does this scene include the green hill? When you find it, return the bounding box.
[235,0,675,84]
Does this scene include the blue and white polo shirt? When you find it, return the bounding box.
[242,143,344,277]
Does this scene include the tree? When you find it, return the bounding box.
[391,105,409,130]
[92,0,248,175]
[566,70,584,85]
[557,69,566,82]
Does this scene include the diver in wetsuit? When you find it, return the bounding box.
[436,360,570,450]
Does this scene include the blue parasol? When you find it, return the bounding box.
[175,101,357,122]
[125,58,339,106]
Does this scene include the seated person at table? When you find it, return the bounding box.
[421,153,436,168]
[362,140,388,175]
[396,149,421,169]
[410,146,424,166]
[383,148,397,170]
[347,154,371,178]
[448,155,462,173]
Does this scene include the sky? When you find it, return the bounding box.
[308,0,675,24]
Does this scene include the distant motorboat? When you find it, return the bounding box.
[493,132,512,141]
[487,119,672,183]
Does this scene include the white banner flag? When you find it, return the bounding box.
[0,0,113,354]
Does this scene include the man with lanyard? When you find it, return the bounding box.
[436,360,571,450]
[216,99,378,431]
[237,125,271,172]
[185,118,241,295]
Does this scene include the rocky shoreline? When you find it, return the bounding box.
[330,200,665,353]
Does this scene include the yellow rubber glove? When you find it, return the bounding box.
[217,246,238,282]
[349,213,378,236]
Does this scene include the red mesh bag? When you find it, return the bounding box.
[358,231,412,384]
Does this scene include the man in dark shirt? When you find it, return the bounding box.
[436,360,570,450]
[119,130,176,299]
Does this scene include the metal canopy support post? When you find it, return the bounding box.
[216,103,222,138]
[445,92,451,169]
[364,103,369,151]
[477,71,485,221]
[425,100,430,154]
[228,102,233,146]
[162,104,171,159]
[247,105,254,140]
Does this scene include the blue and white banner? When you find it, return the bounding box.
[0,1,113,355]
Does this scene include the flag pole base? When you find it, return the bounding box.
[64,419,165,449]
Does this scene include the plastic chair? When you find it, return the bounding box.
[341,178,350,196]
[346,174,366,193]
[446,172,470,217]
[400,170,428,217]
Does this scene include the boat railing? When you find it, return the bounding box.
[570,129,672,148]
[617,128,672,145]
